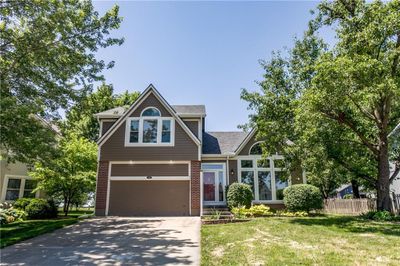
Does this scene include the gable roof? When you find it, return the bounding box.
[95,105,205,119]
[97,84,201,147]
[202,131,248,155]
[172,105,206,117]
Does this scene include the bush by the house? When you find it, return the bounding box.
[0,203,27,225]
[13,198,34,210]
[283,184,323,213]
[227,183,253,209]
[231,205,308,219]
[361,211,400,222]
[25,199,58,219]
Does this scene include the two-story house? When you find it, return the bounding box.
[94,85,305,216]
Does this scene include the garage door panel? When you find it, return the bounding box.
[111,164,189,177]
[108,180,190,216]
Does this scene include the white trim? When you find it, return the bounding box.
[97,84,201,147]
[177,113,206,118]
[182,119,200,121]
[200,171,204,215]
[110,176,190,181]
[140,106,161,117]
[124,117,175,147]
[201,162,227,205]
[302,170,307,183]
[237,155,288,203]
[248,141,264,155]
[1,175,39,202]
[234,128,256,156]
[105,161,111,216]
[110,160,191,164]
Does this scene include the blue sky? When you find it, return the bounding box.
[93,1,331,131]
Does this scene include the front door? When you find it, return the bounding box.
[202,163,226,205]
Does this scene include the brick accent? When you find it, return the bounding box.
[190,160,201,216]
[95,161,109,216]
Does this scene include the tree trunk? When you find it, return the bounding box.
[351,179,360,198]
[376,141,391,211]
[63,197,68,215]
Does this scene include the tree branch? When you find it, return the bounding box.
[321,110,379,156]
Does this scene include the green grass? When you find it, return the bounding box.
[0,217,79,248]
[0,208,94,248]
[201,216,400,265]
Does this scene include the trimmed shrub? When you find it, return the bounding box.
[227,183,253,209]
[14,198,34,210]
[25,199,58,219]
[283,184,323,212]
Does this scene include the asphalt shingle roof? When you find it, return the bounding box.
[202,131,248,155]
[171,105,206,115]
[95,105,206,117]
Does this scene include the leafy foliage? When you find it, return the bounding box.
[13,198,33,211]
[0,206,27,225]
[242,0,400,211]
[30,134,97,216]
[0,0,123,162]
[283,184,323,212]
[227,183,254,209]
[61,83,140,141]
[25,199,58,219]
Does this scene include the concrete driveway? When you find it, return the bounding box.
[1,217,201,266]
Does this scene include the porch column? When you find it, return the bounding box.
[95,161,109,216]
[190,160,201,216]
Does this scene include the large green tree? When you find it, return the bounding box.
[30,134,97,216]
[61,83,140,141]
[242,0,400,210]
[0,0,123,163]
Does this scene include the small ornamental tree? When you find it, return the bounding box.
[226,183,254,209]
[30,134,97,216]
[283,184,323,213]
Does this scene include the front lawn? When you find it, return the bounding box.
[0,208,93,248]
[202,216,400,265]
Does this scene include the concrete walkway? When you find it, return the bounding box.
[1,217,201,266]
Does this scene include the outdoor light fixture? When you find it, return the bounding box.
[230,169,235,175]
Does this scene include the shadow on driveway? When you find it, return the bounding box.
[1,217,200,265]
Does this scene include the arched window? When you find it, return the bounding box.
[249,142,263,155]
[141,107,161,117]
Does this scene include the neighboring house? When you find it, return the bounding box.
[389,122,400,195]
[335,184,368,199]
[94,85,306,216]
[0,118,60,202]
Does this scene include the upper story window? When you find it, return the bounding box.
[249,142,263,155]
[125,107,175,146]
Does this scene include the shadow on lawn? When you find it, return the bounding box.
[289,216,400,237]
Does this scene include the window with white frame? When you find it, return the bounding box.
[125,107,175,146]
[2,176,38,201]
[237,142,289,202]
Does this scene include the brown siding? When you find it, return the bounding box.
[101,121,116,136]
[101,122,197,161]
[228,160,238,185]
[130,93,172,117]
[95,161,109,216]
[183,120,199,137]
[108,181,190,216]
[111,163,189,176]
[191,161,201,216]
[239,135,258,155]
[100,91,198,161]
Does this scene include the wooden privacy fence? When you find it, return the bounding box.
[324,199,376,215]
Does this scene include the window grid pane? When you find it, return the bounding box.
[275,171,288,200]
[142,108,160,116]
[241,160,253,168]
[258,171,272,200]
[241,171,255,199]
[143,119,158,143]
[161,120,171,143]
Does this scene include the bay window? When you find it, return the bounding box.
[125,107,175,146]
[238,142,290,202]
